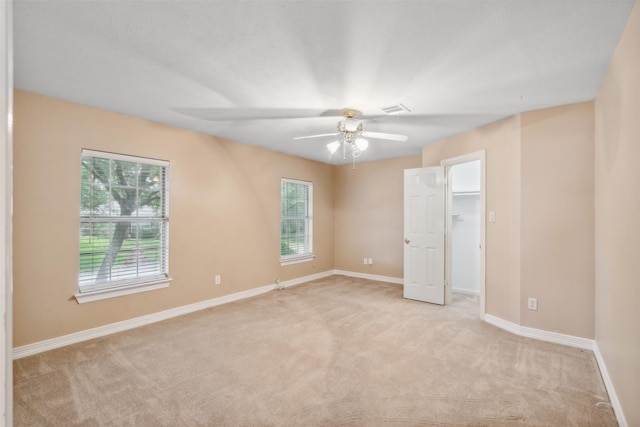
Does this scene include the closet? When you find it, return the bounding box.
[450,161,481,296]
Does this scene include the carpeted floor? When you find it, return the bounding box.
[13,275,617,426]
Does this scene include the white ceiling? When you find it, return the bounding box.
[13,0,634,164]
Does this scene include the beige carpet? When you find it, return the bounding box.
[14,276,616,426]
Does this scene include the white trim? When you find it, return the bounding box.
[281,177,312,186]
[333,269,403,285]
[441,150,486,321]
[279,270,334,288]
[280,178,313,265]
[74,278,172,304]
[13,270,334,359]
[81,149,169,167]
[1,0,12,423]
[280,255,314,266]
[519,323,594,350]
[451,288,480,296]
[593,342,628,427]
[484,314,594,350]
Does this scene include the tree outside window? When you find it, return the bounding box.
[80,150,169,291]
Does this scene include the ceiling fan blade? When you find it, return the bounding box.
[293,133,339,140]
[361,131,408,142]
[173,108,342,121]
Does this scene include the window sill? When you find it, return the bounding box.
[280,255,315,266]
[74,277,172,304]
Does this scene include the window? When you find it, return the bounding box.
[280,179,313,264]
[78,150,170,301]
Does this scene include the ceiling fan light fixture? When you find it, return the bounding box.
[355,138,369,151]
[327,141,340,154]
[338,119,361,133]
[295,108,406,168]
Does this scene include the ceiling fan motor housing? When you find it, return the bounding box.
[338,119,362,134]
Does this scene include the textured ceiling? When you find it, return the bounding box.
[13,1,634,164]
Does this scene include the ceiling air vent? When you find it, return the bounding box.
[380,104,410,115]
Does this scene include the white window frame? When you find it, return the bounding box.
[280,178,314,266]
[75,149,171,303]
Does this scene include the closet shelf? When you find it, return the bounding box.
[452,191,480,196]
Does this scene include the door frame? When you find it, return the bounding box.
[1,0,13,424]
[441,151,486,320]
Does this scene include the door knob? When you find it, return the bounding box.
[405,238,410,244]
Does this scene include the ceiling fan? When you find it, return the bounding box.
[293,109,408,162]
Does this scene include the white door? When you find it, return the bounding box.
[404,167,445,304]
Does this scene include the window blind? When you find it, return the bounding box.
[79,150,169,291]
[280,178,313,261]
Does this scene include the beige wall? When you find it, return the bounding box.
[520,102,594,338]
[13,91,335,346]
[423,102,596,338]
[594,0,640,425]
[333,156,421,278]
[422,116,522,324]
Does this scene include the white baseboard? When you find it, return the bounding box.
[593,342,628,427]
[485,314,627,427]
[333,269,403,285]
[280,270,335,288]
[484,314,594,350]
[13,270,334,359]
[452,287,480,296]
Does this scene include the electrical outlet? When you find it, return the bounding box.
[215,275,221,285]
[527,298,537,310]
